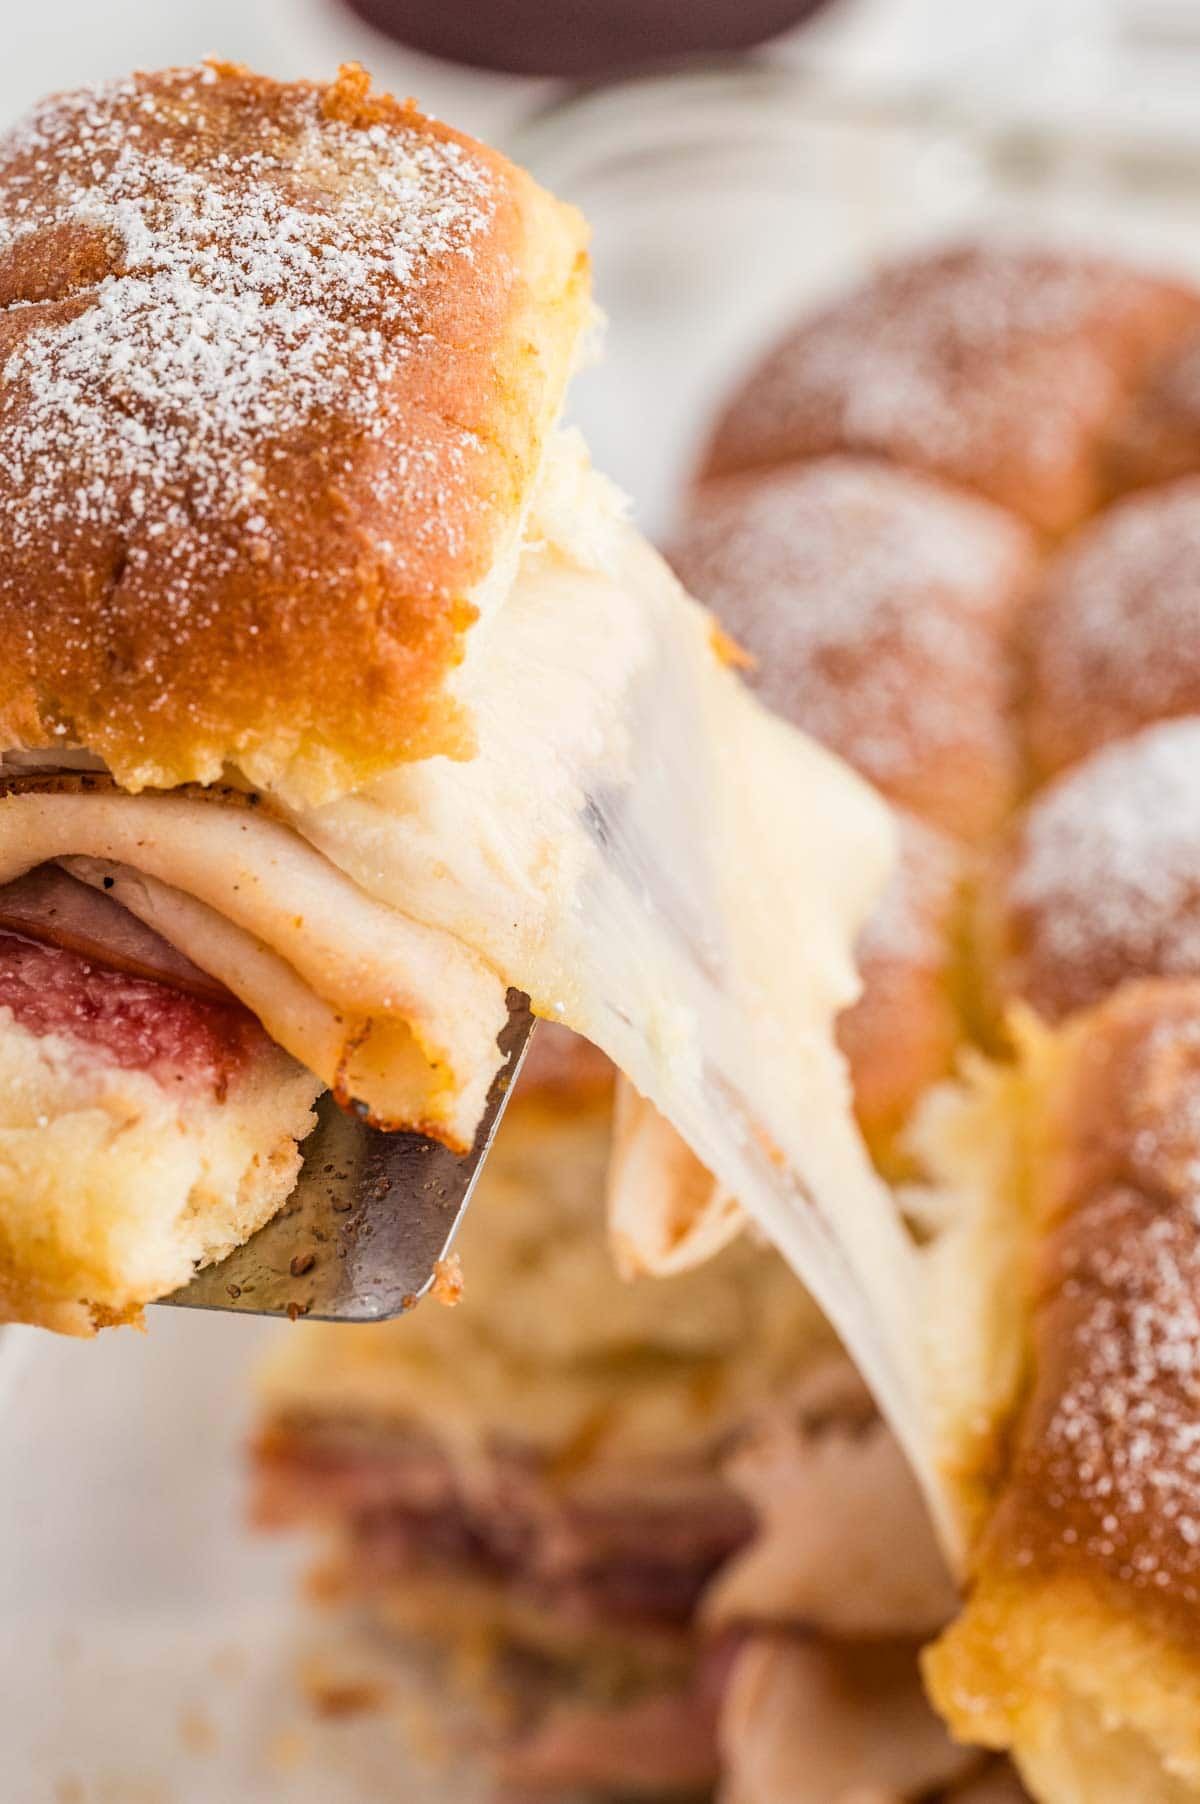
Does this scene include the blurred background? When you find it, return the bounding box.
[3,0,1200,1797]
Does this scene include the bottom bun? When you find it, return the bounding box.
[0,950,320,1331]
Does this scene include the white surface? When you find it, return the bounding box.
[0,1314,300,1799]
[0,1313,491,1801]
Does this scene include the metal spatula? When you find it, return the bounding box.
[160,992,535,1322]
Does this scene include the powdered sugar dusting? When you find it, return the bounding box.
[0,66,495,593]
[670,458,1030,833]
[1024,1167,1200,1608]
[1007,718,1200,1017]
[1029,477,1200,770]
[709,245,1160,493]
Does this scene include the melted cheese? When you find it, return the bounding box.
[0,792,509,1146]
[290,437,930,1486]
[0,435,934,1495]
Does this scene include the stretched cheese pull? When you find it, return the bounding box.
[286,444,933,1493]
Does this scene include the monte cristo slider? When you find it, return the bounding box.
[0,60,898,1350]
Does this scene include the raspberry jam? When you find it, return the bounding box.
[0,931,263,1091]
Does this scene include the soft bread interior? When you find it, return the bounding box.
[927,1571,1200,1804]
[908,1020,1061,1542]
[257,1077,830,1466]
[0,1008,320,1333]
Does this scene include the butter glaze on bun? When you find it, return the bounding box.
[0,61,590,805]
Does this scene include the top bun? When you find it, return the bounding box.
[0,62,590,803]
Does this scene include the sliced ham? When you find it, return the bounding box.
[497,1640,734,1797]
[0,779,510,1146]
[0,866,263,1088]
[254,1421,752,1631]
[0,864,229,1001]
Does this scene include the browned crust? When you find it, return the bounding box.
[0,62,590,803]
[1024,477,1200,780]
[978,981,1200,1649]
[702,244,1200,534]
[927,985,1200,1780]
[986,718,1200,1028]
[669,457,1037,843]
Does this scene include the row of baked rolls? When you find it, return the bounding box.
[622,243,1200,1213]
[930,497,1200,1796]
[701,241,1200,534]
[652,239,1200,1804]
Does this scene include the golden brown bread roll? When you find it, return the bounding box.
[669,457,1036,842]
[0,61,589,805]
[1025,478,1200,778]
[987,718,1200,1025]
[702,244,1200,534]
[689,236,1200,1804]
[925,982,1200,1802]
[1105,329,1200,495]
[0,59,899,1337]
[0,61,592,1326]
